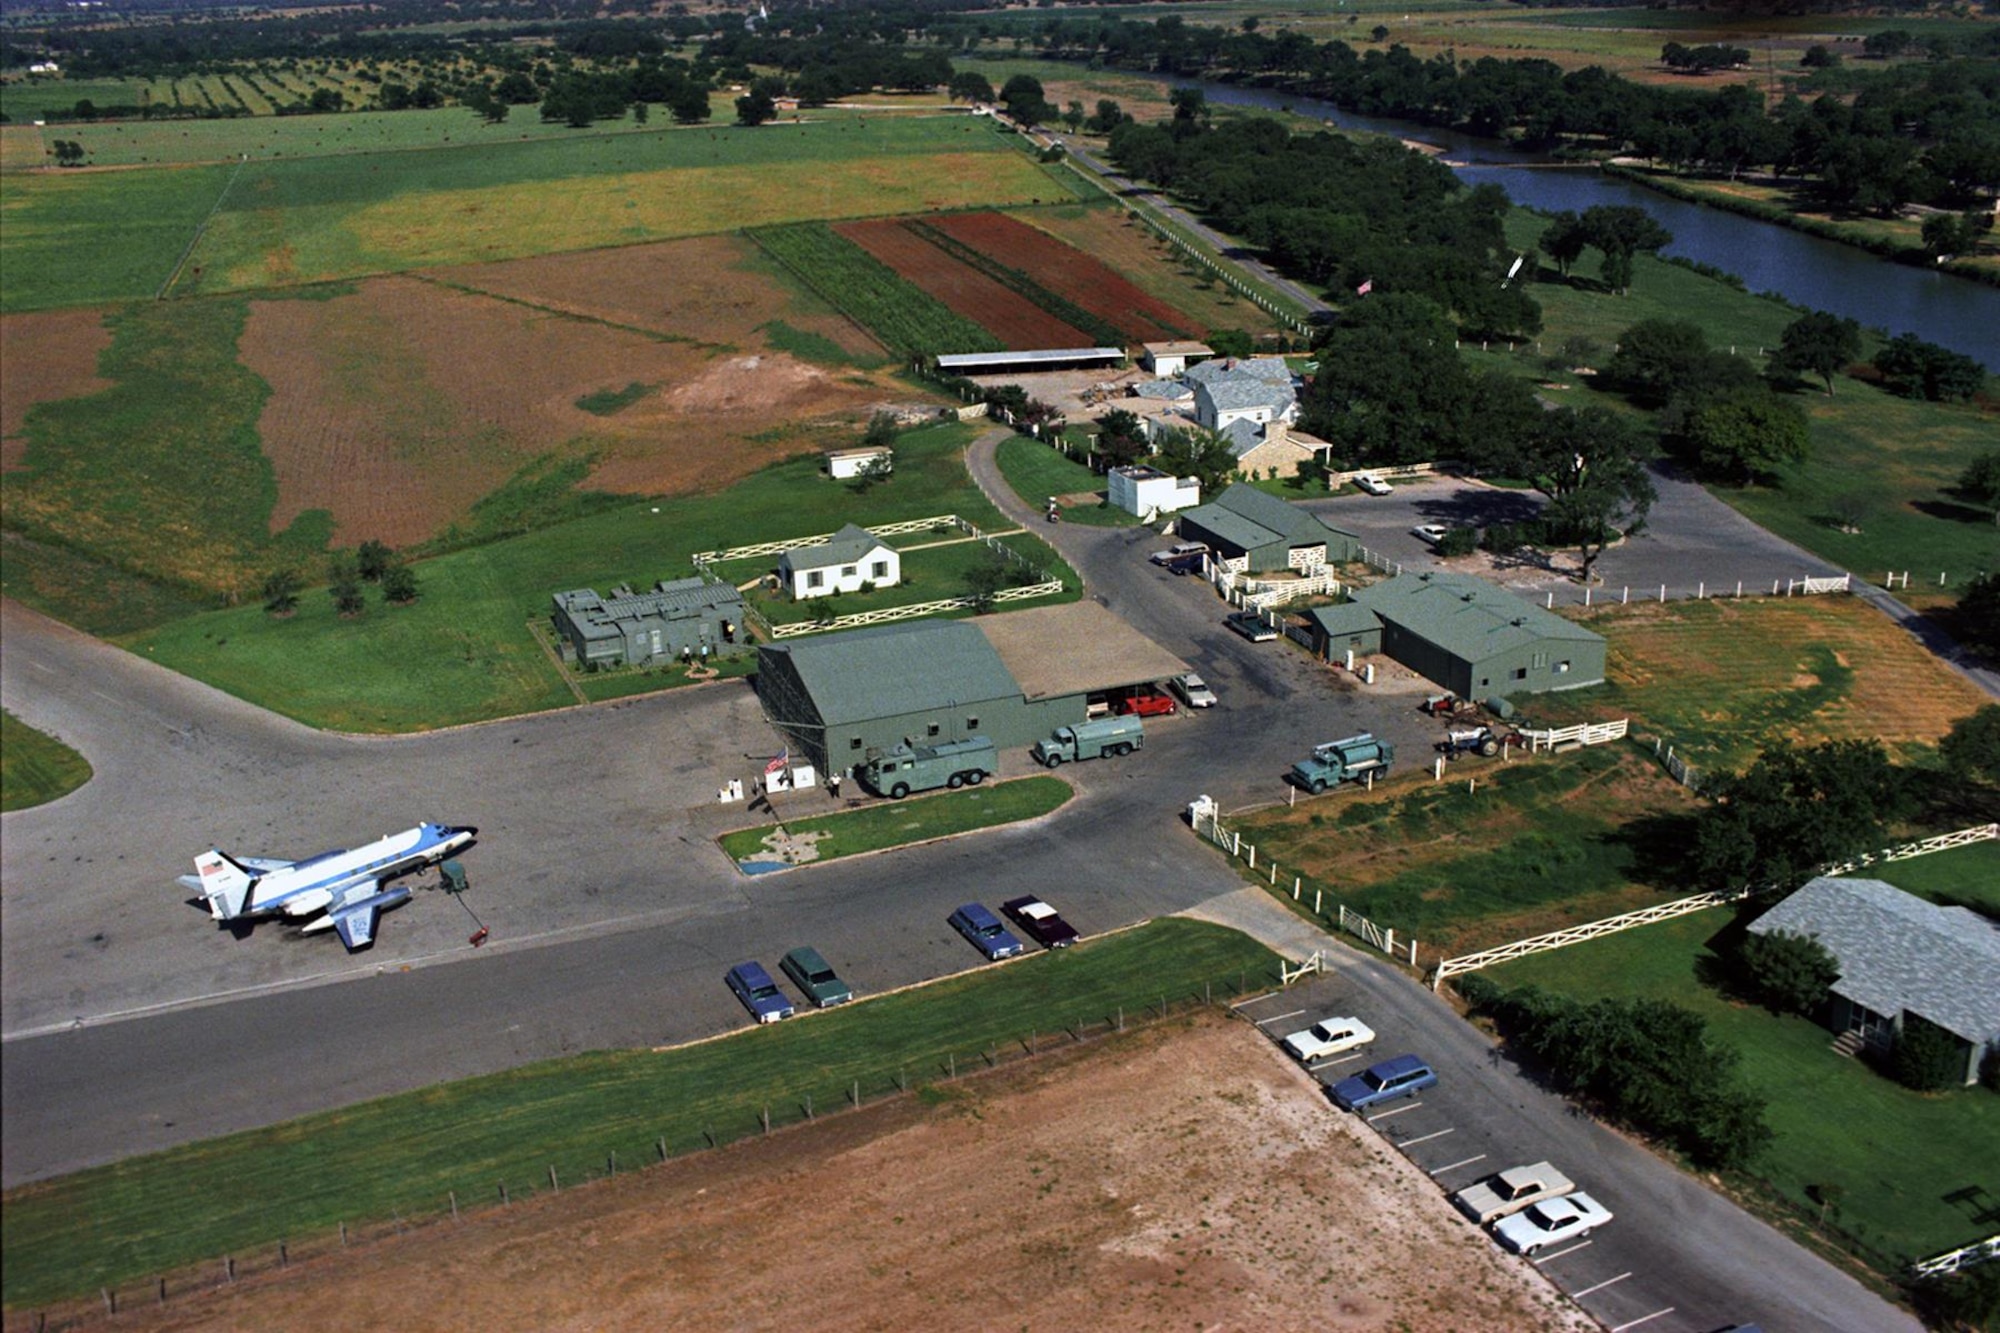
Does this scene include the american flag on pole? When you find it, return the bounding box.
[1355,278,1373,296]
[764,748,789,776]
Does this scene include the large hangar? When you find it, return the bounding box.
[755,606,1188,775]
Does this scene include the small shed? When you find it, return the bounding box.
[777,523,899,599]
[1141,340,1214,378]
[1302,603,1384,659]
[1107,464,1200,517]
[825,446,893,480]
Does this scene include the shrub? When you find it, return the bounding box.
[1734,928,1837,1018]
[261,568,301,616]
[1435,526,1479,558]
[1889,1013,1966,1092]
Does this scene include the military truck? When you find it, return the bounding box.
[1290,732,1394,793]
[1032,715,1144,768]
[856,735,997,799]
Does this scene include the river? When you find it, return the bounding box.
[1188,81,2000,370]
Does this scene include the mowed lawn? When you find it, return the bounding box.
[1486,212,2000,598]
[1528,596,1995,772]
[121,421,1008,731]
[1486,841,2000,1266]
[0,917,1278,1308]
[0,710,93,812]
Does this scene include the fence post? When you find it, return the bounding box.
[549,1165,559,1192]
[450,1191,458,1222]
[1314,889,1322,915]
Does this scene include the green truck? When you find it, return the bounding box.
[1290,732,1394,793]
[1032,715,1145,768]
[856,735,997,799]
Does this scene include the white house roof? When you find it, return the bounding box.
[1196,376,1292,419]
[1748,876,2000,1045]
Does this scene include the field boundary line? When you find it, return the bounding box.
[156,151,249,300]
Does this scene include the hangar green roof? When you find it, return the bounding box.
[1303,603,1383,638]
[761,620,1020,725]
[1351,572,1602,661]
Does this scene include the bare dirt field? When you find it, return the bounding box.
[76,1015,1589,1333]
[0,309,113,470]
[239,271,894,546]
[837,216,1091,349]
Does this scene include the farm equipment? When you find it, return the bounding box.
[1434,725,1526,760]
[1419,693,1476,718]
[1290,733,1394,793]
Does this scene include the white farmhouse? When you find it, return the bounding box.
[778,524,900,599]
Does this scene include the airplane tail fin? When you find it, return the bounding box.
[193,851,256,920]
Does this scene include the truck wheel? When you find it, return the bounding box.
[1113,743,1134,757]
[1311,778,1328,794]
[1043,754,1062,768]
[890,782,910,799]
[966,769,985,785]
[1479,739,1499,757]
[947,773,964,789]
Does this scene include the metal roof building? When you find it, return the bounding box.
[1750,876,2000,1085]
[1175,484,1357,573]
[755,606,1188,775]
[1348,571,1604,699]
[551,577,745,668]
[935,348,1125,375]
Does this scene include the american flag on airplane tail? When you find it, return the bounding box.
[764,749,789,775]
[1356,278,1373,296]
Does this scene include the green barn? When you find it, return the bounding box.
[1343,572,1606,699]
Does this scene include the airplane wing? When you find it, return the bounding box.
[331,901,382,950]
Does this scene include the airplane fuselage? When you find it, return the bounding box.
[241,824,474,920]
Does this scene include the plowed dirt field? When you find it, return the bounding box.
[82,1015,1589,1333]
[927,210,1193,343]
[837,217,1089,349]
[0,309,113,471]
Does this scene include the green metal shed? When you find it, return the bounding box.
[1348,572,1605,698]
[1174,484,1357,572]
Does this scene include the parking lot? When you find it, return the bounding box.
[1233,959,1915,1333]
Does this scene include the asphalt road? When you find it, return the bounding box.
[0,434,1933,1328]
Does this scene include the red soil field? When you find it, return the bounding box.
[0,309,113,472]
[926,211,1195,343]
[835,218,1090,349]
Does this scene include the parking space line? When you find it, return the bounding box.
[1398,1127,1455,1148]
[1571,1273,1632,1299]
[1533,1240,1593,1265]
[1308,1051,1368,1072]
[1427,1154,1486,1176]
[1365,1102,1424,1124]
[1609,1308,1675,1333]
[1254,1008,1306,1026]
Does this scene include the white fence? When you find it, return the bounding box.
[1429,823,1998,990]
[764,579,1065,638]
[1912,1234,2000,1280]
[1190,798,1419,967]
[1224,570,1345,610]
[693,514,964,566]
[1520,719,1628,752]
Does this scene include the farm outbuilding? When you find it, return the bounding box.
[777,524,900,600]
[935,348,1125,375]
[1749,877,2000,1086]
[551,578,746,668]
[1175,484,1357,574]
[1107,464,1200,518]
[1302,603,1384,660]
[825,446,893,480]
[1141,341,1214,378]
[1347,572,1605,699]
[755,605,1188,776]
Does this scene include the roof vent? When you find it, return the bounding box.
[1512,617,1525,626]
[1461,593,1476,602]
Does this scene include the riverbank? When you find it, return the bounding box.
[1602,162,2000,291]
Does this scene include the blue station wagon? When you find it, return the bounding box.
[725,961,795,1024]
[1330,1054,1438,1111]
[949,902,1024,960]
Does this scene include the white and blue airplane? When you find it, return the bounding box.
[179,822,477,950]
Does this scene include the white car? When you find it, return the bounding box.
[1411,523,1450,546]
[1149,541,1208,566]
[1170,672,1217,709]
[1452,1161,1577,1225]
[1280,1016,1376,1063]
[1353,473,1393,495]
[1492,1191,1613,1255]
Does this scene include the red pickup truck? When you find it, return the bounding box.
[1112,690,1178,717]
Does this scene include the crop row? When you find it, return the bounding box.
[903,219,1131,349]
[749,222,1001,357]
[923,212,1194,343]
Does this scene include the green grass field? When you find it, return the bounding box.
[1486,841,2000,1268]
[0,710,93,812]
[751,221,1004,355]
[720,775,1072,864]
[1477,214,2000,601]
[995,434,1140,527]
[0,916,1277,1307]
[117,421,1008,731]
[0,161,236,311]
[739,536,1067,626]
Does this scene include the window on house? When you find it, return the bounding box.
[841,565,856,579]
[806,570,824,589]
[1514,667,1528,681]
[1479,678,1490,689]
[850,737,863,750]
[966,717,979,730]
[871,560,888,579]
[926,723,940,738]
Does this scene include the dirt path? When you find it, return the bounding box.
[75,1015,1589,1333]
